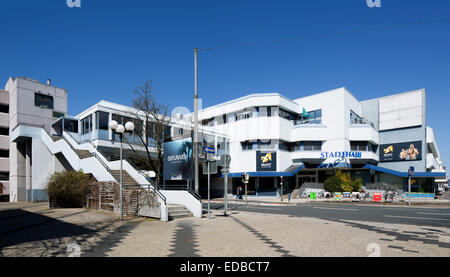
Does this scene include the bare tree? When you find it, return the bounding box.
[125,80,171,187]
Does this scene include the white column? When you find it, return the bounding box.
[25,141,32,202]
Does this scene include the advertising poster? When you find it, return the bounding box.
[256,151,277,171]
[163,138,193,180]
[380,141,422,162]
[343,192,351,200]
[334,192,342,201]
[373,192,382,202]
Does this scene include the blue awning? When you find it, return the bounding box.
[363,164,446,178]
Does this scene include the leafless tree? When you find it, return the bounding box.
[124,80,171,187]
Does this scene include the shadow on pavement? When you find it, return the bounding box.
[0,209,95,249]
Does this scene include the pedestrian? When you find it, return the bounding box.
[288,192,291,202]
[236,187,240,199]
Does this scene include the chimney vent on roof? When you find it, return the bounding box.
[47,79,51,86]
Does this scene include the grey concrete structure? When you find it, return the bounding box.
[4,77,68,202]
[0,89,9,198]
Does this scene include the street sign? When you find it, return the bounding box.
[204,146,215,154]
[310,192,316,200]
[203,161,217,175]
[220,154,231,166]
[408,166,415,176]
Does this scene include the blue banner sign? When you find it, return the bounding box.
[404,193,434,198]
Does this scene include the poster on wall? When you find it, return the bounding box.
[379,141,422,162]
[163,138,193,180]
[256,151,277,171]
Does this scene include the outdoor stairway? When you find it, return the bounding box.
[111,170,138,185]
[74,149,93,159]
[168,204,192,220]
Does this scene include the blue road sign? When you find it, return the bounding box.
[204,146,215,154]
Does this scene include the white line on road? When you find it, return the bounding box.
[384,215,450,221]
[417,212,450,216]
[313,207,358,211]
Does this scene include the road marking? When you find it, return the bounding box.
[417,212,450,216]
[384,215,450,221]
[252,207,283,210]
[313,207,358,211]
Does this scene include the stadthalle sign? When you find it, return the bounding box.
[320,151,362,158]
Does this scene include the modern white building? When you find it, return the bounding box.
[195,87,447,197]
[1,76,447,207]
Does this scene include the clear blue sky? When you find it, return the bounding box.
[1,0,449,169]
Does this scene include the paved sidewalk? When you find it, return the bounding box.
[1,203,449,257]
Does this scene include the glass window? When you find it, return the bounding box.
[96,111,109,130]
[267,107,272,117]
[297,109,322,124]
[304,142,313,151]
[81,115,92,135]
[351,141,368,151]
[35,93,54,109]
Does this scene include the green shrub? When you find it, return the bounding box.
[351,178,363,192]
[324,176,342,192]
[46,170,91,208]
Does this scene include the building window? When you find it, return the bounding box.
[293,141,322,151]
[96,111,109,130]
[34,93,54,109]
[0,150,9,158]
[296,109,322,125]
[0,127,8,136]
[0,104,8,114]
[0,172,9,181]
[223,114,227,124]
[81,115,92,135]
[267,107,272,117]
[350,141,368,151]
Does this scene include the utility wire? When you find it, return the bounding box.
[199,17,450,52]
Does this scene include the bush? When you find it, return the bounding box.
[324,170,364,193]
[46,170,92,208]
[325,176,342,192]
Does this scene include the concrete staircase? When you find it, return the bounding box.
[111,170,138,185]
[168,204,192,220]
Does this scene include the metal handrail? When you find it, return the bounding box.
[162,184,201,201]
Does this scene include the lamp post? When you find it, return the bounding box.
[109,120,135,221]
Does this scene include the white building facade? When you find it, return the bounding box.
[196,87,447,197]
[1,76,447,203]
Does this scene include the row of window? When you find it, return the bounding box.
[241,140,323,152]
[241,140,378,153]
[203,107,323,127]
[80,111,172,143]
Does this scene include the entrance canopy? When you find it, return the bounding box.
[363,164,446,178]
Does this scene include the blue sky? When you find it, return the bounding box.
[1,0,449,168]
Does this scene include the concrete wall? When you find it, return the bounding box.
[0,89,9,196]
[377,90,427,172]
[5,77,68,201]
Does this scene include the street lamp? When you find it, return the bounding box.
[109,120,135,221]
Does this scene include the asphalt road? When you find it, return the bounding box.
[206,201,450,228]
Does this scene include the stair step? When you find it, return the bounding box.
[168,204,192,219]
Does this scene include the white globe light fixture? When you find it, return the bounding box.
[116,124,125,134]
[109,119,136,221]
[109,120,118,131]
[125,121,135,132]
